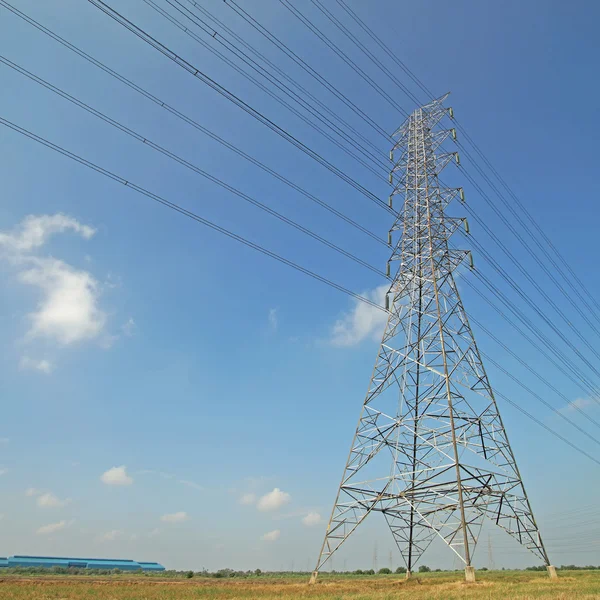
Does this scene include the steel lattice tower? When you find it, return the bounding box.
[309,95,556,583]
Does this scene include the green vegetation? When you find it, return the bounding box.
[1,570,600,599]
[2,564,600,578]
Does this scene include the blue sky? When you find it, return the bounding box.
[1,0,599,572]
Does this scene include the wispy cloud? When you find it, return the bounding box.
[560,397,598,414]
[239,493,257,506]
[178,480,203,491]
[98,529,123,542]
[37,492,71,508]
[122,317,136,337]
[261,529,280,542]
[137,470,174,480]
[268,308,278,331]
[160,511,189,524]
[0,468,8,476]
[329,284,388,347]
[19,356,53,374]
[139,470,203,491]
[302,512,323,527]
[0,437,8,445]
[101,466,133,486]
[0,214,95,253]
[36,519,73,535]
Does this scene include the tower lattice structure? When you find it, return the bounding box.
[310,95,554,582]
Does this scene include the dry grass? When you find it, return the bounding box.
[1,570,600,599]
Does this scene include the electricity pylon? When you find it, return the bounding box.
[309,94,556,583]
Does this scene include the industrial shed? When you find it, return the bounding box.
[0,555,165,571]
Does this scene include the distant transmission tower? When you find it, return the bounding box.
[487,533,495,571]
[309,94,556,584]
[372,541,378,572]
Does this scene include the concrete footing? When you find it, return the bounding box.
[465,566,476,583]
[405,570,411,579]
[308,571,318,585]
[547,565,558,579]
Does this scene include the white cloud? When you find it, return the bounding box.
[37,492,71,508]
[129,534,138,541]
[20,257,106,345]
[122,317,135,337]
[329,284,389,347]
[19,356,54,374]
[26,488,41,497]
[268,308,278,331]
[36,520,69,535]
[0,214,95,253]
[239,493,257,506]
[99,529,123,542]
[261,529,280,542]
[148,528,160,538]
[302,511,323,527]
[257,488,291,512]
[0,468,8,476]
[0,214,111,355]
[101,466,133,486]
[160,511,189,523]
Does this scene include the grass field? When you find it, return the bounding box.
[2,571,600,599]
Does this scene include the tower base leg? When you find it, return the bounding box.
[547,565,558,579]
[405,570,411,579]
[308,571,318,585]
[465,566,476,583]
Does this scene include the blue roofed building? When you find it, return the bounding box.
[0,555,165,571]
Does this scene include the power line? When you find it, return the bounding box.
[182,0,386,160]
[223,0,393,142]
[476,346,600,446]
[463,271,600,409]
[4,114,599,469]
[0,55,386,280]
[456,151,600,335]
[467,236,600,389]
[464,263,600,404]
[0,0,386,247]
[145,0,390,181]
[162,0,389,169]
[492,388,600,468]
[234,0,600,365]
[197,0,600,376]
[86,0,393,214]
[227,0,600,384]
[277,0,408,117]
[455,122,600,322]
[17,13,600,445]
[309,0,422,108]
[0,116,385,311]
[469,313,600,431]
[311,0,600,336]
[334,0,435,101]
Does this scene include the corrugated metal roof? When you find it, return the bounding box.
[14,555,136,562]
[1,555,165,571]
